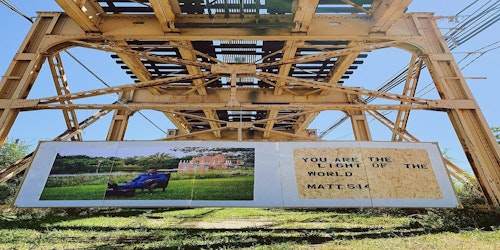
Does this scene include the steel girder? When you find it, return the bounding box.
[0,0,499,207]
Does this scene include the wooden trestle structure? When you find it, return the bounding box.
[0,0,499,207]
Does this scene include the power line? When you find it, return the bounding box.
[416,40,499,97]
[1,1,168,136]
[320,1,499,139]
[0,0,33,23]
[327,40,499,141]
[64,51,111,88]
[456,41,500,70]
[64,51,169,135]
[63,52,169,136]
[446,0,499,48]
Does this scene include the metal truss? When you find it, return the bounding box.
[0,0,499,207]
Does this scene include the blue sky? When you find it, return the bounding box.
[0,1,498,173]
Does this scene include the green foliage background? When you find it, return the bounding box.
[0,139,29,204]
[50,147,255,174]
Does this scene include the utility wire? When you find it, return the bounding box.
[416,40,500,97]
[331,41,500,141]
[1,1,168,136]
[446,0,499,48]
[320,0,500,139]
[0,0,33,23]
[64,51,169,135]
[64,51,111,88]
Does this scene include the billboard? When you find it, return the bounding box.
[15,141,459,208]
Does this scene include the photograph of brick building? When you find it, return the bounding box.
[178,154,244,171]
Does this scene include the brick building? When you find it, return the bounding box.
[177,154,243,171]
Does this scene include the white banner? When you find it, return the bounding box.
[15,141,459,208]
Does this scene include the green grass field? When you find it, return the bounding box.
[40,176,254,201]
[0,207,498,249]
[40,185,105,200]
[20,170,499,249]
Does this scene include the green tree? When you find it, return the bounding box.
[0,139,30,204]
[0,139,29,169]
[492,127,500,144]
[137,152,174,169]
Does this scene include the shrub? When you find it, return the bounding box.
[44,175,109,187]
[0,139,29,204]
[420,181,500,231]
[0,182,16,204]
[170,169,254,180]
